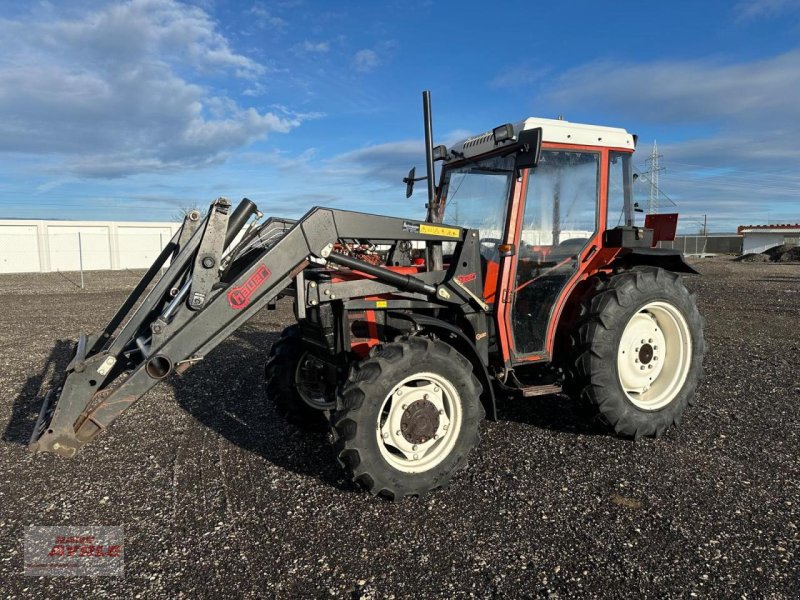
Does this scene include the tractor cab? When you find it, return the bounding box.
[438,118,636,363]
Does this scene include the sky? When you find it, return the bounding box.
[0,0,799,233]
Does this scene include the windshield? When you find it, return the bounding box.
[439,155,514,260]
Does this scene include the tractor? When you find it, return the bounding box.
[29,92,704,499]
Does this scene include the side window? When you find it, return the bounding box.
[518,150,599,252]
[608,151,632,229]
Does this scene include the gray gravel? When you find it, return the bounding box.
[0,259,798,598]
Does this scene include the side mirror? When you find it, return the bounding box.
[403,167,416,198]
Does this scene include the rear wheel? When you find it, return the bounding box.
[567,267,705,439]
[331,337,484,499]
[264,326,336,431]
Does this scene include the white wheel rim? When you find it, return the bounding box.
[375,372,463,474]
[295,352,335,410]
[616,301,692,410]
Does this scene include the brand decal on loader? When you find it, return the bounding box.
[419,224,460,238]
[456,272,477,284]
[228,264,271,309]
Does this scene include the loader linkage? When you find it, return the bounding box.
[28,197,483,457]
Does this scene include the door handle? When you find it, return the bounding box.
[582,245,597,263]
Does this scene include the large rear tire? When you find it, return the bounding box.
[264,326,336,431]
[331,337,484,500]
[567,267,705,439]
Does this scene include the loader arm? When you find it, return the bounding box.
[29,199,467,457]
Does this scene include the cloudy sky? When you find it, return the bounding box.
[0,0,799,232]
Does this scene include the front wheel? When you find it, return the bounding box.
[331,337,484,499]
[264,326,336,431]
[567,267,705,439]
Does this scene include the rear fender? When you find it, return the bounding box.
[610,248,699,275]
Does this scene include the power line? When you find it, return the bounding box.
[644,141,665,215]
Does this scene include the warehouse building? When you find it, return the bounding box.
[737,224,800,255]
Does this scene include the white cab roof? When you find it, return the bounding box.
[449,117,635,160]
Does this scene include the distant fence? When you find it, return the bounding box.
[0,220,181,274]
[659,235,743,255]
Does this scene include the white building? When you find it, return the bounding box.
[737,224,800,255]
[0,220,180,274]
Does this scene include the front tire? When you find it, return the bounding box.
[264,326,336,431]
[331,337,484,500]
[568,267,705,439]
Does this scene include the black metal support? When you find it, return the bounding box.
[423,90,436,219]
[225,197,258,247]
[90,231,179,354]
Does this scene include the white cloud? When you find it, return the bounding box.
[0,0,302,178]
[300,40,330,53]
[352,49,380,73]
[733,0,800,20]
[538,51,800,227]
[248,2,287,30]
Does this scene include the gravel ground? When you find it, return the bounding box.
[0,259,798,598]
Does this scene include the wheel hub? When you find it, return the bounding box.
[400,399,440,444]
[295,353,336,409]
[378,378,454,470]
[638,343,654,365]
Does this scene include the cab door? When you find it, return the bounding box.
[505,147,603,359]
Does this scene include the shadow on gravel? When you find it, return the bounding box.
[170,326,354,493]
[3,339,74,445]
[496,393,609,437]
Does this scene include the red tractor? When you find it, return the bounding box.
[30,92,704,500]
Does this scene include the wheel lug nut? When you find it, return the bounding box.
[423,394,429,401]
[434,387,440,393]
[382,432,389,439]
[433,434,439,440]
[654,356,658,361]
[396,390,403,397]
[438,409,444,415]
[396,430,401,436]
[648,365,653,369]
[648,338,653,343]
[412,445,418,450]
[413,454,419,460]
[640,366,645,370]
[635,359,639,363]
[443,424,449,431]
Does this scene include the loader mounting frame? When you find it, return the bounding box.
[28,199,484,457]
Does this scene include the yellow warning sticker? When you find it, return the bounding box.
[375,300,388,308]
[419,224,461,238]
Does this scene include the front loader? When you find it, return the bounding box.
[30,92,705,499]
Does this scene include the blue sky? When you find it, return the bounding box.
[0,0,799,233]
